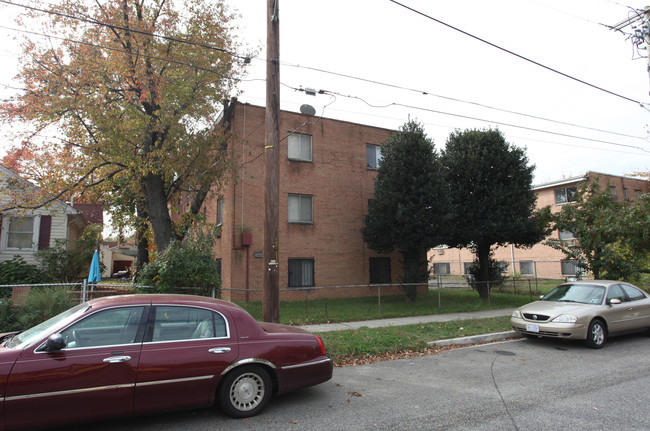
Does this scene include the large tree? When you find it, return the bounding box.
[362,120,451,300]
[547,182,650,280]
[441,128,550,298]
[1,0,247,253]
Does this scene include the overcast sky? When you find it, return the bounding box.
[230,0,650,184]
[1,0,649,185]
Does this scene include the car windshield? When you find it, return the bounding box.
[542,284,605,305]
[4,302,90,349]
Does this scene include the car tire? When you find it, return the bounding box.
[585,319,606,349]
[218,365,272,418]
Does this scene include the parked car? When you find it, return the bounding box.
[511,280,650,348]
[0,294,333,430]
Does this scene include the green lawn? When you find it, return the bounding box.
[320,315,513,366]
[236,287,537,325]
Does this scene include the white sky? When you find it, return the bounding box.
[230,0,650,184]
[1,0,650,185]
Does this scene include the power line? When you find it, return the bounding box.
[317,88,650,153]
[0,0,252,62]
[388,0,647,108]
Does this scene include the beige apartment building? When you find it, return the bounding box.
[428,172,650,280]
[183,102,409,302]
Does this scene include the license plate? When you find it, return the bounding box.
[526,323,540,333]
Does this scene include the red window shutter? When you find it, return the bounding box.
[38,215,52,250]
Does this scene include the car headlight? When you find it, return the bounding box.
[551,314,578,323]
[511,310,522,318]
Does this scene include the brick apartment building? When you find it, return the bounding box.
[428,171,650,280]
[190,102,408,301]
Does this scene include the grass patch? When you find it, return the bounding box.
[320,316,513,366]
[237,289,534,325]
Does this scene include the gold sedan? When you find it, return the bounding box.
[511,280,650,348]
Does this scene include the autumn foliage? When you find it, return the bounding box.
[1,0,249,253]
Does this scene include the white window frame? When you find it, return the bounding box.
[554,186,577,205]
[288,194,313,224]
[1,215,40,253]
[288,133,312,162]
[366,144,382,170]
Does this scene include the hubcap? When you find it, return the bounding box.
[229,373,264,412]
[592,323,604,345]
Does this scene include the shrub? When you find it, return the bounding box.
[36,224,103,282]
[0,256,47,299]
[0,287,75,331]
[137,228,220,295]
[17,287,76,329]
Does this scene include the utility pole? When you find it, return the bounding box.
[263,0,280,323]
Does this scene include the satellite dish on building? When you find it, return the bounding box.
[300,104,316,116]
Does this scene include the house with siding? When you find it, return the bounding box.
[428,171,650,280]
[0,164,88,266]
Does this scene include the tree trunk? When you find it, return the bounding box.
[401,248,425,301]
[141,173,178,252]
[475,243,491,299]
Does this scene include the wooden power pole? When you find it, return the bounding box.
[263,0,280,323]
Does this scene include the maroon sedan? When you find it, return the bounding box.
[0,294,333,430]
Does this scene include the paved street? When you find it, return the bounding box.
[71,333,650,431]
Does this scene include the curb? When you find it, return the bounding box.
[428,330,522,347]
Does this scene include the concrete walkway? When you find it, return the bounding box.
[297,308,515,333]
[298,308,522,347]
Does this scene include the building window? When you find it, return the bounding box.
[463,262,473,275]
[635,189,643,199]
[366,144,382,170]
[216,198,223,226]
[288,258,314,287]
[623,188,629,201]
[288,194,313,224]
[558,230,575,241]
[433,262,450,275]
[554,186,577,205]
[609,186,617,198]
[369,257,391,284]
[561,259,582,276]
[519,261,534,276]
[3,216,37,251]
[288,133,312,162]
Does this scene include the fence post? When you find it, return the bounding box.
[528,279,533,301]
[305,289,310,320]
[437,276,442,310]
[487,281,491,307]
[377,285,382,316]
[82,279,87,303]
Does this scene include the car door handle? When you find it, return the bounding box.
[103,356,132,363]
[209,347,231,354]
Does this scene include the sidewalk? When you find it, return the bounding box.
[298,308,521,347]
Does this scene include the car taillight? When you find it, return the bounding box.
[315,335,327,356]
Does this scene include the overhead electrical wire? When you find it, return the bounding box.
[1,0,648,154]
[388,0,647,108]
[0,0,252,62]
[310,87,650,153]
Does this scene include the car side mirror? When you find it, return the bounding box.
[608,298,621,305]
[43,333,66,352]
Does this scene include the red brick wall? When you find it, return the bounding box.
[209,103,406,301]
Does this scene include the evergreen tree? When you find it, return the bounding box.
[362,120,451,300]
[441,128,550,298]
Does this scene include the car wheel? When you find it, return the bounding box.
[218,365,272,418]
[585,319,606,349]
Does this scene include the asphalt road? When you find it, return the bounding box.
[66,334,650,431]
